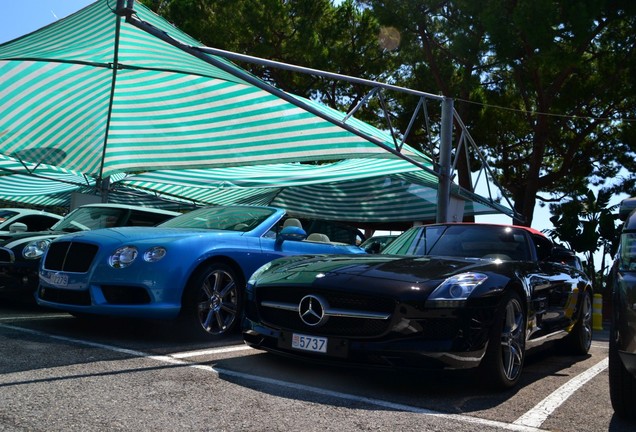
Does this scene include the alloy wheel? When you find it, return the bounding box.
[501,297,525,382]
[196,268,239,335]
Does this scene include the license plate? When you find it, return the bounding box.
[50,273,68,287]
[291,333,327,353]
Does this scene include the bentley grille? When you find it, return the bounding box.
[43,241,99,273]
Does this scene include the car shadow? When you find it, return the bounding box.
[211,344,596,416]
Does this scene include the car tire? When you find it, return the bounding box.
[565,288,593,355]
[480,290,526,389]
[609,326,636,419]
[180,262,243,339]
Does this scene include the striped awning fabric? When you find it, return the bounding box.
[0,0,428,179]
[0,155,509,221]
[0,0,513,221]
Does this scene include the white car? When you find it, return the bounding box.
[0,208,63,234]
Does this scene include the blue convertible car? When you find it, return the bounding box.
[36,205,365,339]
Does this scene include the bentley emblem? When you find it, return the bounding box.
[298,294,328,327]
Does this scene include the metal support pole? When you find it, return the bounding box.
[100,176,111,203]
[114,0,134,16]
[436,97,453,223]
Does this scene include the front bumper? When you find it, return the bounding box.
[36,283,181,319]
[0,263,39,293]
[243,318,488,370]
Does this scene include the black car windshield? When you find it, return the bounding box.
[619,232,636,271]
[158,206,275,231]
[382,224,531,261]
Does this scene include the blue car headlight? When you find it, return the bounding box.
[22,239,51,259]
[143,246,167,262]
[427,272,488,304]
[109,246,139,269]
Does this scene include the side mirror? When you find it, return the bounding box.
[9,222,28,233]
[276,226,307,244]
[550,247,575,261]
[548,246,582,270]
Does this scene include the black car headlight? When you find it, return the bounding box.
[109,246,139,269]
[22,239,51,259]
[427,272,488,304]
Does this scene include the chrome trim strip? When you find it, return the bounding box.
[260,300,390,320]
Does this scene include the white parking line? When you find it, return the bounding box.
[170,345,254,358]
[0,314,72,321]
[0,322,547,432]
[210,365,549,432]
[591,342,608,349]
[513,358,609,428]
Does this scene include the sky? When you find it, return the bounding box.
[0,1,628,263]
[0,1,95,44]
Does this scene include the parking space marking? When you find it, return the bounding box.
[170,345,253,358]
[0,314,72,321]
[0,322,547,432]
[210,365,548,432]
[513,357,609,428]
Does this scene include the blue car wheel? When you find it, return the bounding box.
[181,262,243,339]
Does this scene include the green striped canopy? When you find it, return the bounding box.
[120,159,510,222]
[0,0,428,179]
[0,0,513,222]
[0,153,510,221]
[0,154,196,210]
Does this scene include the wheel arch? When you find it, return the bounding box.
[181,254,247,302]
[574,283,594,322]
[507,280,530,314]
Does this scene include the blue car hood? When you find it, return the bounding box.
[52,227,240,243]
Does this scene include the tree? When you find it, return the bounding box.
[546,188,621,289]
[364,0,636,226]
[359,0,490,207]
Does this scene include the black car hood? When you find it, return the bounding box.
[271,254,491,285]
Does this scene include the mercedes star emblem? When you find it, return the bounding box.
[298,294,328,327]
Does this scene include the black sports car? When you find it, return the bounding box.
[609,197,636,419]
[243,223,593,389]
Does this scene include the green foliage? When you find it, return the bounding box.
[546,189,621,286]
[365,0,636,226]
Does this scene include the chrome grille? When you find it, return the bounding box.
[256,286,395,337]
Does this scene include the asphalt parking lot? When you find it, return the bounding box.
[0,297,634,432]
